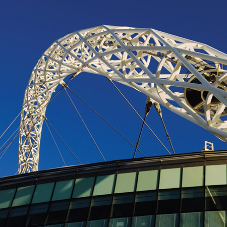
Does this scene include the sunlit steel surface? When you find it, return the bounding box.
[19,25,227,173]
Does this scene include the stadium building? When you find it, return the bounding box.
[0,150,227,227]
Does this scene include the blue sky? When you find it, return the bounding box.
[0,0,227,177]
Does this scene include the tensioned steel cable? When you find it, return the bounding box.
[153,103,175,154]
[107,78,171,155]
[0,74,75,146]
[0,112,21,139]
[133,99,152,158]
[63,85,106,162]
[45,117,82,164]
[65,85,146,157]
[0,127,19,151]
[45,120,66,166]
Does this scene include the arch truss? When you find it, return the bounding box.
[19,25,227,174]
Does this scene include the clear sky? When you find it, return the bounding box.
[0,0,227,177]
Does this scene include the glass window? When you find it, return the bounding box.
[114,172,137,193]
[137,170,159,191]
[89,196,112,220]
[181,188,204,212]
[73,177,95,198]
[109,217,131,227]
[182,166,204,187]
[32,182,54,204]
[159,168,181,189]
[111,194,134,218]
[205,211,226,227]
[5,206,28,227]
[0,189,16,209]
[158,189,180,214]
[180,212,203,227]
[0,209,9,226]
[206,165,227,186]
[12,185,35,207]
[155,213,178,227]
[132,215,155,227]
[52,180,74,201]
[65,222,86,227]
[45,224,64,227]
[26,203,48,226]
[205,185,227,211]
[134,192,157,216]
[46,201,69,225]
[93,175,115,196]
[87,219,108,227]
[67,198,91,222]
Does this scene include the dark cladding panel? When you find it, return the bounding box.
[181,188,204,213]
[46,200,69,225]
[67,198,91,222]
[134,191,157,216]
[26,203,48,226]
[89,196,112,220]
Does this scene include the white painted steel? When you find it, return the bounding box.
[19,25,227,173]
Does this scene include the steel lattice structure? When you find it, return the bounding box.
[19,25,227,174]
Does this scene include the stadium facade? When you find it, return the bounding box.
[0,150,227,227]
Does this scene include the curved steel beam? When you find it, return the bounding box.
[19,25,227,173]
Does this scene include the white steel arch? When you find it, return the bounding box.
[19,25,227,174]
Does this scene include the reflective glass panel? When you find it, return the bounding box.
[32,182,54,204]
[12,185,35,207]
[159,168,181,189]
[181,188,204,212]
[206,165,227,186]
[0,189,16,209]
[93,175,115,196]
[109,217,131,227]
[73,177,95,198]
[155,213,178,227]
[134,192,157,215]
[205,211,226,227]
[52,180,74,201]
[132,215,155,227]
[182,166,204,187]
[87,219,108,227]
[137,170,159,191]
[180,212,203,227]
[114,172,137,193]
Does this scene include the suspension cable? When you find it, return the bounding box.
[133,98,152,158]
[0,131,19,156]
[153,102,175,154]
[0,127,19,151]
[0,112,21,139]
[107,78,171,155]
[45,120,66,166]
[65,85,146,157]
[0,74,75,146]
[62,84,106,162]
[45,117,82,164]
